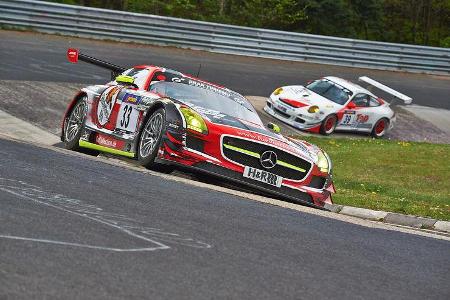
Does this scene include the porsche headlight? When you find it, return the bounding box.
[273,87,283,95]
[308,105,320,113]
[317,150,331,173]
[180,107,208,134]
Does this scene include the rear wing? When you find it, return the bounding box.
[358,76,412,104]
[67,48,126,79]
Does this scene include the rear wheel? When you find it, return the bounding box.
[371,118,389,138]
[64,97,86,151]
[137,108,174,173]
[320,114,337,135]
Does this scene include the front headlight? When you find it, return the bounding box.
[273,87,283,95]
[308,105,320,113]
[317,150,331,173]
[180,107,208,134]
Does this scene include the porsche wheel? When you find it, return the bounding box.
[320,115,337,135]
[64,96,87,151]
[371,118,389,138]
[137,108,173,173]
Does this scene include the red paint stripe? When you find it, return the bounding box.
[280,98,308,108]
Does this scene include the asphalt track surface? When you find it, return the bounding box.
[1,30,450,109]
[0,138,449,299]
[1,30,450,299]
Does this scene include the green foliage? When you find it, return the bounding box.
[48,0,450,47]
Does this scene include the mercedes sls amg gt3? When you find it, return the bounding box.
[62,49,334,208]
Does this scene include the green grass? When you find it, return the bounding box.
[300,137,450,221]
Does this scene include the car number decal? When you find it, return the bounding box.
[116,104,139,132]
[341,112,356,125]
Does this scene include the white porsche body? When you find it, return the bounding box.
[264,76,412,137]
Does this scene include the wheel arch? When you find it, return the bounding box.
[134,100,180,153]
[320,113,338,135]
[371,117,390,137]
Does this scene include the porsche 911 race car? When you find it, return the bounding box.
[61,48,334,208]
[264,76,412,137]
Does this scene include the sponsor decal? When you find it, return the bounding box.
[356,114,369,123]
[95,134,124,149]
[97,86,121,126]
[243,166,282,187]
[123,93,141,104]
[191,105,226,119]
[137,96,158,110]
[172,77,247,107]
[236,132,296,153]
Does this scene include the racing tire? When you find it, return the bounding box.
[63,96,95,153]
[137,108,174,173]
[320,114,337,135]
[371,118,389,138]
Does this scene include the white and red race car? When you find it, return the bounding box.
[264,76,412,137]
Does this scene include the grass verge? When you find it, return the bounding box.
[301,136,450,221]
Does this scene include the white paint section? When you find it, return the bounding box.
[0,109,60,145]
[402,105,450,134]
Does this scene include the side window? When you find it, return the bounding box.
[351,94,369,107]
[369,96,381,107]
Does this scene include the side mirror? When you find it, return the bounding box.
[267,122,281,133]
[347,102,356,109]
[115,75,135,85]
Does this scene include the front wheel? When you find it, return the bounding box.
[137,108,174,173]
[320,115,337,135]
[371,118,389,138]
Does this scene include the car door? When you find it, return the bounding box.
[337,93,375,132]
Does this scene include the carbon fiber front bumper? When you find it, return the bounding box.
[170,160,329,210]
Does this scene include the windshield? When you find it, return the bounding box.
[149,81,262,125]
[306,79,352,105]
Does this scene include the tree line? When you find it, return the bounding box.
[50,0,450,47]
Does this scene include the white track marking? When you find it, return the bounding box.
[0,235,162,252]
[0,178,212,251]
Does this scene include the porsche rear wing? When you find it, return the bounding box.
[358,76,412,104]
[67,48,126,79]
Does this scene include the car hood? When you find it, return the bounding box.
[278,85,343,111]
[185,103,319,163]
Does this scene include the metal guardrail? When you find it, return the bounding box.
[1,0,449,75]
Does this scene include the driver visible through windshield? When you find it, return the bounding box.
[149,80,262,125]
[306,79,352,105]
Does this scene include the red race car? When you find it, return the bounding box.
[62,49,335,208]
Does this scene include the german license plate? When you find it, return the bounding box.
[243,166,282,188]
[277,104,288,112]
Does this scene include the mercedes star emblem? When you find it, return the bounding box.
[260,150,277,169]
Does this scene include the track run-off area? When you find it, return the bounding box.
[0,30,449,299]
